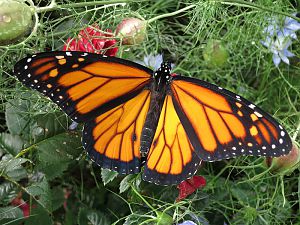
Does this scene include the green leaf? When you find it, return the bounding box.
[101,168,118,186]
[51,186,65,212]
[36,132,82,180]
[5,97,67,144]
[231,183,256,207]
[0,206,23,219]
[24,204,53,225]
[64,207,77,225]
[32,112,69,142]
[37,163,69,181]
[0,155,28,181]
[156,211,173,225]
[120,173,141,194]
[0,133,24,156]
[78,207,111,225]
[5,98,32,140]
[0,182,18,204]
[25,177,52,212]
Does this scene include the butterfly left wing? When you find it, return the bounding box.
[143,94,202,185]
[14,51,152,122]
[170,76,292,161]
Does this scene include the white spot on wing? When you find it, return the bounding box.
[249,104,256,109]
[254,111,263,117]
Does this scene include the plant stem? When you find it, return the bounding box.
[36,0,137,13]
[147,4,196,24]
[293,119,300,141]
[35,0,57,13]
[130,184,158,216]
[146,0,299,25]
[215,0,300,22]
[15,145,36,158]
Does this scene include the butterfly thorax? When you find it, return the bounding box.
[154,61,172,88]
[140,62,172,157]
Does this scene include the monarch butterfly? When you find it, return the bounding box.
[14,51,292,185]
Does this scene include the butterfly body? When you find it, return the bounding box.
[140,62,172,155]
[14,51,292,185]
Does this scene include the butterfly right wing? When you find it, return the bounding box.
[83,90,151,174]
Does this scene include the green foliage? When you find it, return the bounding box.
[78,207,111,225]
[0,206,23,220]
[101,169,119,186]
[0,0,299,224]
[0,156,28,181]
[36,132,82,180]
[24,205,53,225]
[0,182,17,204]
[119,174,141,193]
[0,133,24,156]
[25,177,52,211]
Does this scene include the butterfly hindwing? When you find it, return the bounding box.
[170,76,292,161]
[143,94,201,185]
[14,51,153,122]
[83,89,151,174]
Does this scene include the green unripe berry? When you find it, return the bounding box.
[0,0,33,45]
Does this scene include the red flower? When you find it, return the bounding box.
[11,194,31,218]
[63,25,118,56]
[176,175,206,201]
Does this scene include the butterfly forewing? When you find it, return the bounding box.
[14,51,153,122]
[170,76,292,161]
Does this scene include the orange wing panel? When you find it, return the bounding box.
[170,77,292,161]
[143,95,201,185]
[83,62,151,78]
[83,90,151,174]
[14,51,153,122]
